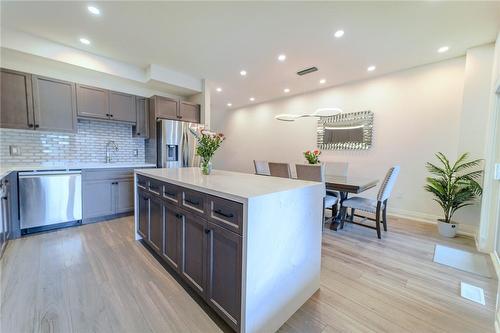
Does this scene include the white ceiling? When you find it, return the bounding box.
[1,1,499,111]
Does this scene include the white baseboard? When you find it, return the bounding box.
[388,207,478,238]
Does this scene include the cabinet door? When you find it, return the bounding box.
[109,91,136,123]
[137,191,149,239]
[148,196,163,253]
[82,180,114,219]
[154,96,178,120]
[206,221,242,330]
[32,75,77,132]
[163,204,181,270]
[179,101,201,123]
[76,84,109,120]
[133,97,149,138]
[0,69,33,129]
[115,179,134,214]
[180,212,206,295]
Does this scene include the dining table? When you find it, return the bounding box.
[324,175,379,231]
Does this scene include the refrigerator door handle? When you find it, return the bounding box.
[182,130,189,167]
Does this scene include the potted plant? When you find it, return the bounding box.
[424,152,483,237]
[191,129,225,175]
[304,149,321,164]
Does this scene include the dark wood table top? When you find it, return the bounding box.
[324,175,379,194]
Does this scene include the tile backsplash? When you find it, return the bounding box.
[0,119,145,164]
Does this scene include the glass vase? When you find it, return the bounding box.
[201,159,212,175]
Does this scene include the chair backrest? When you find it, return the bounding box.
[325,162,349,177]
[295,164,325,182]
[268,162,292,178]
[253,160,270,176]
[377,166,400,202]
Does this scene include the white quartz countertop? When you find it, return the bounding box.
[0,162,156,179]
[136,167,323,201]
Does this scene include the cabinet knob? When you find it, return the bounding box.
[110,114,114,118]
[137,133,140,136]
[204,228,211,234]
[35,124,40,128]
[28,124,34,128]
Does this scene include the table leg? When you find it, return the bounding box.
[329,191,349,231]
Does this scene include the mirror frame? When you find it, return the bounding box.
[317,110,374,150]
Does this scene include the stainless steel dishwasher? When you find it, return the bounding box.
[19,170,82,232]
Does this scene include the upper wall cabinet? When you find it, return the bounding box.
[179,101,201,123]
[32,76,77,132]
[133,97,149,138]
[0,69,34,130]
[150,95,201,124]
[109,91,136,123]
[1,69,77,132]
[76,84,110,120]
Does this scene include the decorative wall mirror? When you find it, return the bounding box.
[317,111,374,150]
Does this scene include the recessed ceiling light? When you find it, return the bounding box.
[249,97,255,102]
[87,6,100,15]
[79,38,91,45]
[283,88,290,93]
[227,103,232,107]
[437,46,449,53]
[319,79,326,84]
[240,70,247,76]
[367,65,376,72]
[216,87,222,92]
[278,54,286,62]
[334,30,344,38]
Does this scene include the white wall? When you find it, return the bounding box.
[212,56,491,234]
[455,43,495,226]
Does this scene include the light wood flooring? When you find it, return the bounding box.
[1,215,496,333]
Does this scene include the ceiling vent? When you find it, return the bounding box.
[297,66,318,76]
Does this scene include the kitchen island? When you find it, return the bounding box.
[134,167,324,333]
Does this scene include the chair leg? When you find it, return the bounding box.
[350,208,355,222]
[375,203,382,239]
[382,200,388,232]
[332,202,338,218]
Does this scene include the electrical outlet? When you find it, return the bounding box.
[133,149,138,157]
[9,145,21,156]
[495,163,500,180]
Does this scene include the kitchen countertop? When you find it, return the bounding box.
[0,162,157,179]
[135,167,323,202]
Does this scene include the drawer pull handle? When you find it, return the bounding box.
[214,209,234,219]
[175,213,183,219]
[165,191,176,197]
[185,198,200,206]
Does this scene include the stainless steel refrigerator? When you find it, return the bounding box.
[157,119,201,168]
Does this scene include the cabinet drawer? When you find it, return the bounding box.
[181,189,206,215]
[137,174,148,190]
[148,178,163,196]
[83,168,133,181]
[163,182,181,205]
[207,196,243,235]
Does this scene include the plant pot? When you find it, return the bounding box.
[437,219,458,238]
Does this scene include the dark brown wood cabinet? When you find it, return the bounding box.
[76,84,109,120]
[149,196,164,253]
[163,204,182,270]
[0,69,33,130]
[180,211,207,295]
[133,97,149,138]
[109,91,136,123]
[179,101,201,123]
[138,191,149,239]
[150,95,200,124]
[136,176,242,331]
[206,221,242,330]
[32,75,77,132]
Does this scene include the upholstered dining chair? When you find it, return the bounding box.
[253,160,270,176]
[268,162,292,178]
[296,164,339,223]
[340,166,400,239]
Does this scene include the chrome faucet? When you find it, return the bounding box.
[105,140,119,163]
